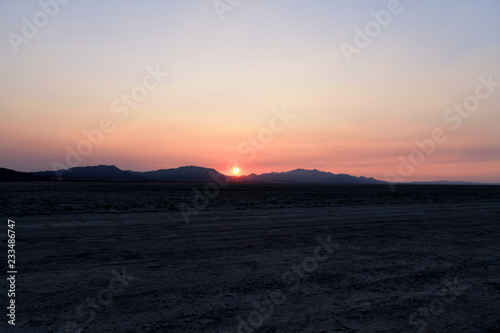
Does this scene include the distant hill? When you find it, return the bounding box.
[0,168,42,181]
[239,168,383,184]
[27,165,382,183]
[30,165,229,182]
[1,165,495,184]
[134,166,229,182]
[32,165,141,180]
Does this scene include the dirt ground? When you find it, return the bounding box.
[2,184,500,332]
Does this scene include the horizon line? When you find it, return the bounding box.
[2,164,499,185]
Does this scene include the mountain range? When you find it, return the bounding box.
[1,165,384,184]
[0,165,493,185]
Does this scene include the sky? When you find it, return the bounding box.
[1,0,499,182]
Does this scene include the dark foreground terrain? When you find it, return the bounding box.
[1,183,500,332]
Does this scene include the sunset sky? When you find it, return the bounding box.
[1,0,499,182]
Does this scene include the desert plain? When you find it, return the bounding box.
[1,182,499,332]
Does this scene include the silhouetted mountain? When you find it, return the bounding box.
[32,165,141,180]
[2,165,493,184]
[0,168,42,181]
[239,168,383,184]
[135,166,229,182]
[28,166,382,183]
[29,165,229,182]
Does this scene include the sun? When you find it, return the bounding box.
[232,167,240,176]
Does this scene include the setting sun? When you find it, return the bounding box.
[232,167,240,176]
